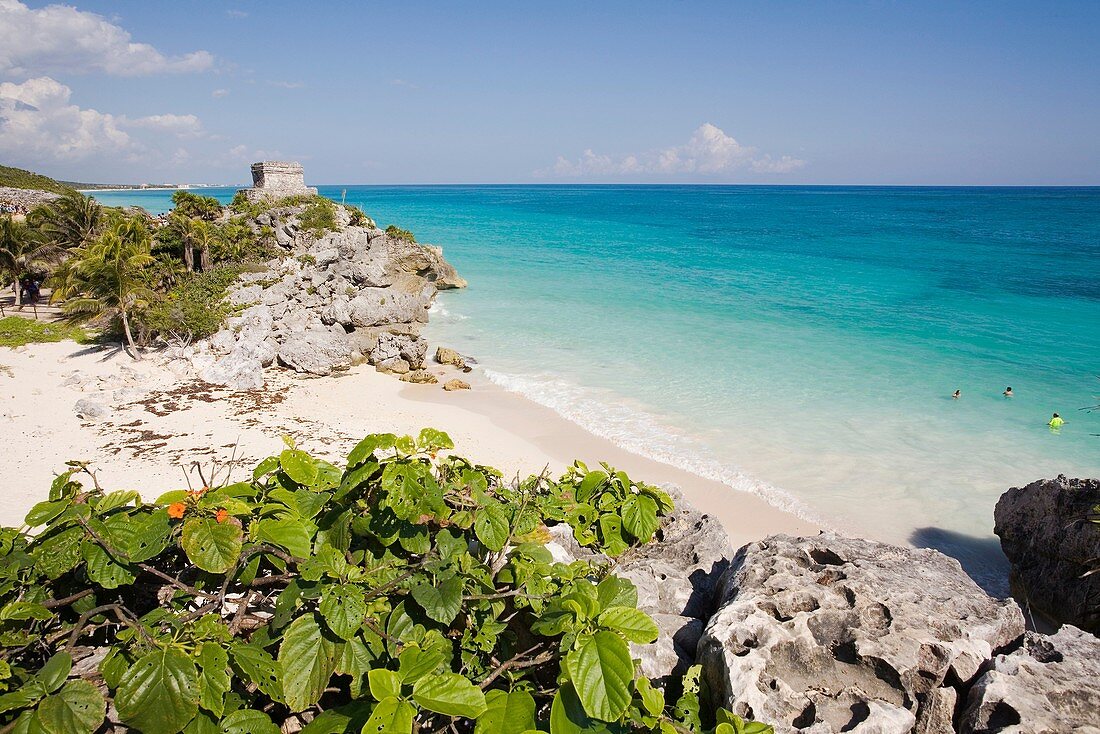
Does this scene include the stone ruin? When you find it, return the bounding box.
[237,161,317,203]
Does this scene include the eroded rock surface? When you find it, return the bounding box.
[959,625,1100,734]
[994,475,1100,633]
[697,533,1025,734]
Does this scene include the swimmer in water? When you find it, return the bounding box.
[952,390,961,399]
[1003,386,1014,398]
[1048,413,1065,429]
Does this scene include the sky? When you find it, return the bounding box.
[0,0,1098,185]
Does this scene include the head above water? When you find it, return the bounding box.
[1052,413,1060,418]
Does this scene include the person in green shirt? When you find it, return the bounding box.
[1048,413,1065,429]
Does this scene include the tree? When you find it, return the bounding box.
[30,191,104,251]
[171,190,222,220]
[0,215,60,306]
[50,217,155,359]
[168,213,218,272]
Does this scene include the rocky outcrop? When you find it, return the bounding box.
[546,488,733,688]
[959,625,1100,734]
[994,476,1100,634]
[435,347,472,372]
[176,196,464,389]
[442,379,470,391]
[0,185,60,213]
[697,534,1025,734]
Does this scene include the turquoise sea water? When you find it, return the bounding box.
[93,185,1100,588]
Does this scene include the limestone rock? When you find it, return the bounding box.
[201,352,263,391]
[435,346,472,372]
[399,370,438,384]
[74,399,111,420]
[959,625,1100,734]
[442,379,470,391]
[277,328,354,376]
[994,475,1100,633]
[697,533,1025,733]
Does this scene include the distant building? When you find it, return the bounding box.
[237,161,317,203]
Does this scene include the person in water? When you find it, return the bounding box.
[952,390,961,399]
[1003,387,1014,398]
[1048,413,1065,429]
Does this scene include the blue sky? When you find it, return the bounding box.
[1,0,1098,184]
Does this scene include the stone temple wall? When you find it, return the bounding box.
[238,161,317,202]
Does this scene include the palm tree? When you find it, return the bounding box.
[172,214,216,272]
[51,218,155,359]
[0,215,60,307]
[32,192,104,251]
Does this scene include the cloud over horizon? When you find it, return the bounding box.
[0,0,214,77]
[543,123,805,178]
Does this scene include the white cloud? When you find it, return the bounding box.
[0,0,213,77]
[226,9,248,18]
[544,123,805,178]
[0,76,209,166]
[122,113,203,138]
[267,80,304,89]
[212,88,230,98]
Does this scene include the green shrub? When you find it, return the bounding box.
[139,265,244,341]
[0,316,87,346]
[297,197,338,236]
[343,205,375,228]
[0,431,773,734]
[385,224,417,243]
[210,217,278,264]
[228,191,271,218]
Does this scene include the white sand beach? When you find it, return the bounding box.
[0,338,817,547]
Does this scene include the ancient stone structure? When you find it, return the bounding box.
[237,161,317,203]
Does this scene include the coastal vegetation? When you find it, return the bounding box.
[0,430,773,734]
[0,316,86,347]
[385,225,417,243]
[0,164,76,196]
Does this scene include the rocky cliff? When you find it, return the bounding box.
[174,197,465,390]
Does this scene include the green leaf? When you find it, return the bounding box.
[621,495,659,542]
[417,428,454,451]
[31,527,83,580]
[197,643,230,716]
[36,680,104,734]
[116,648,199,734]
[94,490,141,514]
[24,500,69,527]
[576,471,608,503]
[126,510,172,562]
[397,644,446,683]
[253,517,312,559]
[81,540,136,589]
[410,575,463,625]
[412,672,487,718]
[564,631,634,721]
[476,689,536,734]
[634,677,664,717]
[299,702,374,734]
[229,643,282,703]
[0,602,52,621]
[37,652,71,694]
[220,709,280,734]
[278,613,337,712]
[319,583,367,641]
[474,501,510,552]
[597,514,629,557]
[549,682,601,734]
[367,669,402,701]
[280,449,318,486]
[181,517,243,574]
[362,696,415,734]
[346,433,396,469]
[596,576,637,611]
[673,665,702,730]
[597,606,659,644]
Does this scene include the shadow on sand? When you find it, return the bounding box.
[910,526,1011,598]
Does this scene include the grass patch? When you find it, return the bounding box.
[0,165,76,195]
[385,224,416,243]
[0,316,87,347]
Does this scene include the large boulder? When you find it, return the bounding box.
[277,327,355,376]
[994,476,1100,633]
[959,625,1100,734]
[697,534,1025,734]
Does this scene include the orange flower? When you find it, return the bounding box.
[167,502,187,519]
[215,509,229,524]
[187,487,208,498]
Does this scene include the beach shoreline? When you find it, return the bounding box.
[0,339,818,549]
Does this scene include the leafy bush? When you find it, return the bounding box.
[0,431,772,734]
[344,205,375,228]
[209,218,278,264]
[139,265,244,342]
[0,316,87,346]
[228,191,271,218]
[385,225,417,243]
[297,197,338,236]
[171,191,222,221]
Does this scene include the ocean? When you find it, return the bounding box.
[92,185,1100,589]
